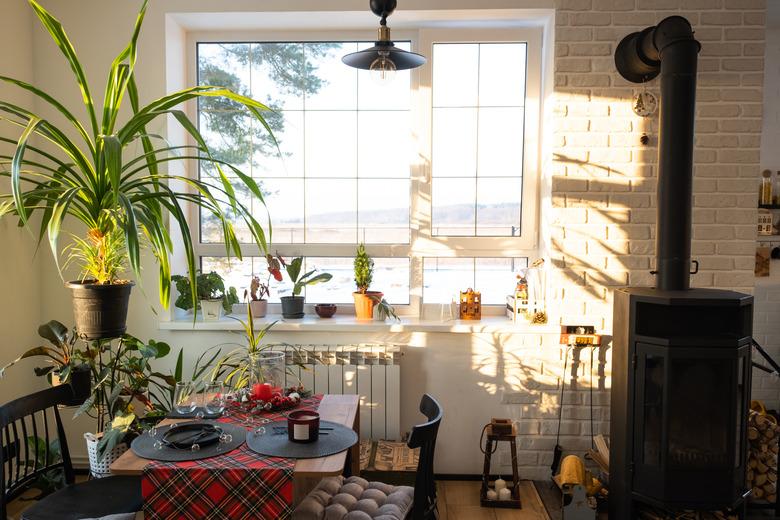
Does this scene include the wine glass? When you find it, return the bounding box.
[174,382,197,415]
[204,382,226,415]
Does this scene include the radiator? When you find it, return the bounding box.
[265,343,401,441]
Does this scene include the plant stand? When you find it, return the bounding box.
[480,423,522,509]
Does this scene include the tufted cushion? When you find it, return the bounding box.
[293,476,414,520]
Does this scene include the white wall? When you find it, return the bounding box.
[0,0,771,478]
[0,0,45,402]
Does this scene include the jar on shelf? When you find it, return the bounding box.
[761,169,773,206]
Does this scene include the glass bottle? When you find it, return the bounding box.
[761,169,773,206]
[775,171,780,206]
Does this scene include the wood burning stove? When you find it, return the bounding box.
[611,288,753,517]
[610,16,753,518]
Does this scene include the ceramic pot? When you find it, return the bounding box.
[280,296,305,319]
[200,299,223,321]
[66,281,134,340]
[353,291,383,320]
[250,299,268,318]
[315,304,337,318]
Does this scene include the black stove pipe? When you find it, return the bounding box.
[614,16,701,291]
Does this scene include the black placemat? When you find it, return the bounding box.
[246,420,358,459]
[166,407,222,420]
[132,421,245,462]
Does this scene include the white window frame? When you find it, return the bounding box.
[178,25,543,318]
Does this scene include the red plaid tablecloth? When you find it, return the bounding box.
[141,395,323,520]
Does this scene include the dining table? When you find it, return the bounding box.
[110,394,360,519]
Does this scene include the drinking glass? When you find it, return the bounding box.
[174,382,197,415]
[204,382,226,415]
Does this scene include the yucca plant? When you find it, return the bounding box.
[0,0,272,336]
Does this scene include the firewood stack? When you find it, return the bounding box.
[747,406,780,503]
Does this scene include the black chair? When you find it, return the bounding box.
[293,394,442,520]
[1,385,142,520]
[407,394,443,520]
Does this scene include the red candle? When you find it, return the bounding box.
[252,382,274,401]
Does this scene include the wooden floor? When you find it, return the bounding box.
[438,480,551,520]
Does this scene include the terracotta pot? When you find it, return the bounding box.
[250,299,268,318]
[66,280,134,340]
[353,291,383,320]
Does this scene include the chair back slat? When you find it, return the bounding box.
[0,385,76,519]
[11,420,21,487]
[407,394,443,520]
[31,412,39,476]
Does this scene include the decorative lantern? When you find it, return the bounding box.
[459,289,481,320]
[758,209,773,236]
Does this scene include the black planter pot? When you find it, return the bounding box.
[66,281,134,340]
[57,364,92,406]
[280,296,305,319]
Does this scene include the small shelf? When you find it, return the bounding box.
[759,205,780,210]
[757,235,780,243]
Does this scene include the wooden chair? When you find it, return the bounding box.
[1,385,142,520]
[293,394,442,520]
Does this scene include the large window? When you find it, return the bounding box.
[190,27,541,313]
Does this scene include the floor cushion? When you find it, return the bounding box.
[293,476,414,520]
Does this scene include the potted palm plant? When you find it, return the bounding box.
[0,0,272,339]
[246,275,270,318]
[353,244,383,320]
[275,255,332,319]
[172,271,238,321]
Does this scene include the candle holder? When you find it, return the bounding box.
[287,409,320,443]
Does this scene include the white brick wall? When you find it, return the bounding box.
[505,0,770,480]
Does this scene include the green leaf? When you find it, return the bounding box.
[287,257,303,283]
[46,187,83,278]
[28,0,99,136]
[99,135,122,205]
[73,393,95,419]
[11,117,43,226]
[118,194,141,282]
[37,320,69,347]
[0,75,94,154]
[174,348,183,383]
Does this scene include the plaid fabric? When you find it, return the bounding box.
[142,395,323,520]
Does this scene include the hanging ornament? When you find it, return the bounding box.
[632,90,657,118]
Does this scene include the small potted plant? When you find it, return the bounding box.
[353,244,383,320]
[272,255,332,319]
[373,298,400,322]
[245,276,270,318]
[0,320,91,406]
[172,271,239,321]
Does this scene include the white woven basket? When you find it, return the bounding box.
[84,432,128,478]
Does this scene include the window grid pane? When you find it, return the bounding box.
[423,257,528,305]
[197,41,412,246]
[431,42,528,237]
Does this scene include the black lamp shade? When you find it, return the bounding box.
[342,42,426,70]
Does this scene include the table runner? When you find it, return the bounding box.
[141,395,323,520]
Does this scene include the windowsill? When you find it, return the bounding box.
[158,314,561,334]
